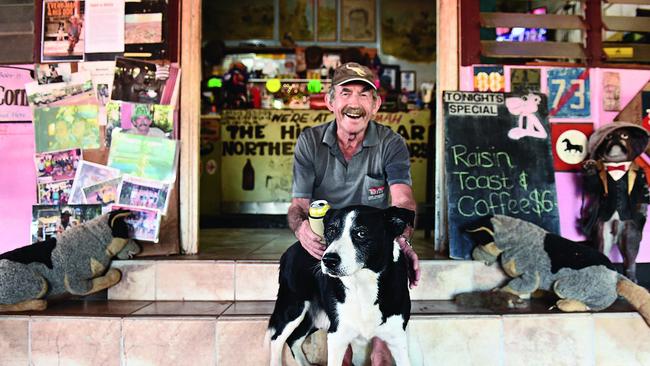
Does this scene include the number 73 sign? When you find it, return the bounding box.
[547,68,590,118]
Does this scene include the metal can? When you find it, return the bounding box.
[308,200,330,236]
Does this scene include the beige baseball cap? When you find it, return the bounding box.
[332,62,376,90]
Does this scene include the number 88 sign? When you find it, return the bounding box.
[547,68,590,118]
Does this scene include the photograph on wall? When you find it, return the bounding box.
[203,0,274,42]
[341,0,376,42]
[30,205,61,242]
[35,63,72,85]
[317,0,337,41]
[117,175,171,213]
[550,122,593,172]
[32,203,103,240]
[37,179,73,205]
[380,65,400,91]
[547,67,591,118]
[110,58,168,104]
[400,71,416,93]
[510,68,541,93]
[59,204,103,230]
[380,0,435,62]
[602,71,621,112]
[33,105,100,153]
[125,13,162,44]
[82,176,121,205]
[25,71,96,108]
[108,132,179,182]
[78,61,116,106]
[109,204,161,242]
[0,65,33,123]
[279,0,314,42]
[105,102,174,147]
[68,160,121,204]
[34,147,82,183]
[41,0,85,62]
[124,0,168,59]
[473,65,505,92]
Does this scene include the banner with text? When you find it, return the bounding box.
[220,109,431,203]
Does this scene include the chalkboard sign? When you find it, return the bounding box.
[444,91,559,259]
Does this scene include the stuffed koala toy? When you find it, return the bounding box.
[0,210,140,312]
[459,215,650,326]
[581,122,650,283]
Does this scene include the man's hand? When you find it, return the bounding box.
[397,235,420,289]
[295,220,326,259]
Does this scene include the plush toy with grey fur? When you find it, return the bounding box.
[0,210,139,312]
[459,215,650,326]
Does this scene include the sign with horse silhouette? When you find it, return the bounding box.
[550,123,593,172]
[444,91,560,259]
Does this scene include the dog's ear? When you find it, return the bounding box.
[462,215,495,247]
[384,206,415,237]
[626,127,650,158]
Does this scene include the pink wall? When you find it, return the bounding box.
[459,66,650,262]
[0,123,36,250]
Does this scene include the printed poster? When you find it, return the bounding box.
[41,0,85,62]
[0,65,33,123]
[220,109,431,204]
[107,133,179,182]
[547,67,591,118]
[84,0,124,54]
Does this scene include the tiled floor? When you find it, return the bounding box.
[198,228,441,260]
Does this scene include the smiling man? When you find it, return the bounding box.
[287,62,420,365]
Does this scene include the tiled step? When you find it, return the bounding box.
[0,299,647,366]
[108,259,508,301]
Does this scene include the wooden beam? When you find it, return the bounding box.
[481,12,586,30]
[459,0,480,66]
[435,0,459,253]
[481,41,586,59]
[603,16,650,33]
[604,0,650,5]
[179,0,201,254]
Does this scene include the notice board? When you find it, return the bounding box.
[444,91,559,259]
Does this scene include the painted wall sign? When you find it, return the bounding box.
[444,91,559,259]
[550,123,593,172]
[473,65,505,92]
[547,67,591,118]
[220,109,432,204]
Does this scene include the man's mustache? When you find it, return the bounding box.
[342,106,366,116]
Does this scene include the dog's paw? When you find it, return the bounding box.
[581,159,598,175]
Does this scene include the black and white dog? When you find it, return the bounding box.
[268,205,414,365]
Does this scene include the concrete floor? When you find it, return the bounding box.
[198,228,440,260]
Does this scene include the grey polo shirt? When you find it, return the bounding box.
[292,120,412,209]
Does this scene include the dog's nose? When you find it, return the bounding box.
[322,253,341,270]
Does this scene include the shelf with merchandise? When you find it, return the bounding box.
[248,78,332,83]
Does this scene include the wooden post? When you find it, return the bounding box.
[585,0,603,66]
[179,0,201,254]
[435,0,460,252]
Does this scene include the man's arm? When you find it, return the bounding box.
[288,198,326,259]
[389,183,420,288]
